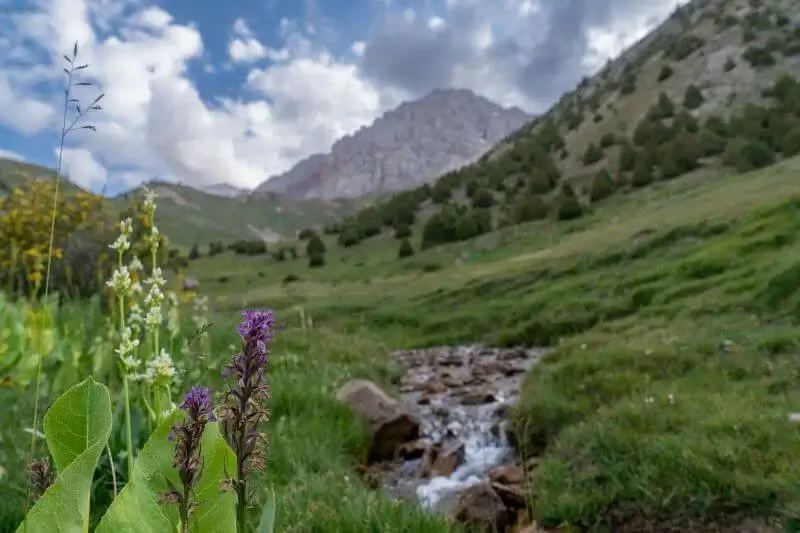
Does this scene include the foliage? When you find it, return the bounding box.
[556,184,583,221]
[589,170,615,203]
[582,143,604,165]
[682,84,704,109]
[306,234,326,257]
[308,253,325,268]
[0,179,113,299]
[743,45,776,67]
[228,240,268,256]
[657,64,674,81]
[398,238,414,259]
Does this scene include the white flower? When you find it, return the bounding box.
[106,266,132,295]
[129,257,144,272]
[115,327,140,371]
[144,348,176,384]
[109,234,130,252]
[120,217,133,236]
[143,188,157,212]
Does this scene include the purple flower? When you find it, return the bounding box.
[161,386,216,526]
[180,386,217,423]
[220,308,274,532]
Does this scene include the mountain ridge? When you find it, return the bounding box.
[255,88,533,199]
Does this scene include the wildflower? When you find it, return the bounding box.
[219,309,274,531]
[129,256,144,272]
[161,386,216,532]
[106,266,132,295]
[115,327,140,371]
[27,458,55,502]
[145,348,177,385]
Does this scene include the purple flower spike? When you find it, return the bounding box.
[236,309,275,343]
[180,386,217,423]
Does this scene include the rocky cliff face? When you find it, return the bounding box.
[255,89,532,199]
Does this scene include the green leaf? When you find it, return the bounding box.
[190,421,237,532]
[95,413,237,533]
[94,411,181,533]
[16,376,112,533]
[257,488,277,533]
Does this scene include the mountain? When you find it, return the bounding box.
[255,88,532,199]
[197,182,249,197]
[331,0,800,248]
[0,158,360,248]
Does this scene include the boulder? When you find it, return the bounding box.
[453,482,514,532]
[336,379,421,463]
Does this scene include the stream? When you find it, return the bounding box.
[381,344,542,514]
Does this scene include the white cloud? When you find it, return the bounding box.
[350,40,365,57]
[228,18,267,63]
[60,147,108,189]
[0,148,27,162]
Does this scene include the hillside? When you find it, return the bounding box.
[0,158,359,249]
[255,88,531,199]
[328,0,800,251]
[184,153,800,531]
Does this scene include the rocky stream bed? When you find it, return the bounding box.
[336,345,545,532]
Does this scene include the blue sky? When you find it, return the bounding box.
[0,0,683,195]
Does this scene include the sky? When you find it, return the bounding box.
[0,0,685,195]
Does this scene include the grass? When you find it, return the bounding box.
[178,155,800,530]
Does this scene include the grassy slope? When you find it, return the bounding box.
[0,157,359,249]
[186,156,800,530]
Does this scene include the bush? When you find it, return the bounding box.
[228,239,267,256]
[471,188,495,209]
[683,85,704,109]
[631,152,655,188]
[599,132,615,148]
[510,195,549,224]
[652,92,675,119]
[582,143,604,165]
[188,243,201,260]
[337,227,360,248]
[618,143,637,172]
[308,252,325,268]
[208,241,225,256]
[743,46,775,67]
[282,273,299,283]
[722,138,775,172]
[782,125,800,157]
[589,169,615,203]
[665,34,704,60]
[306,234,326,257]
[398,238,414,258]
[556,185,583,220]
[620,73,637,95]
[723,57,736,72]
[657,65,674,81]
[394,221,412,239]
[298,228,315,240]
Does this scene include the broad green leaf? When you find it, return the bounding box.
[189,421,237,532]
[257,488,277,533]
[94,411,181,533]
[96,413,237,533]
[16,376,112,533]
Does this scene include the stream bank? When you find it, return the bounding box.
[337,344,544,532]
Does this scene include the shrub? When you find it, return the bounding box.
[583,143,604,165]
[229,239,267,256]
[782,126,800,156]
[556,185,583,220]
[657,64,674,81]
[298,228,315,240]
[308,252,325,268]
[620,73,637,95]
[672,109,699,134]
[683,84,704,109]
[188,244,200,260]
[337,227,360,247]
[398,238,414,258]
[394,221,412,239]
[306,234,326,257]
[472,188,495,208]
[599,132,615,148]
[631,151,655,187]
[653,92,675,119]
[665,34,705,60]
[618,143,637,172]
[743,46,775,67]
[722,138,775,172]
[208,241,225,256]
[589,169,615,203]
[527,170,556,195]
[723,57,736,72]
[510,195,549,224]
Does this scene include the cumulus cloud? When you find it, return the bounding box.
[0,0,686,193]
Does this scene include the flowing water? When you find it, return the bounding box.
[381,345,542,514]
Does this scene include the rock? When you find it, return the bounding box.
[430,440,465,477]
[370,412,422,462]
[336,380,399,421]
[453,482,514,532]
[459,388,497,405]
[396,440,429,460]
[497,347,528,361]
[491,482,526,509]
[489,464,525,486]
[182,277,199,291]
[336,380,421,463]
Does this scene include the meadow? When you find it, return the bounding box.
[3,131,800,531]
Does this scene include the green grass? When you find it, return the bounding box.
[4,156,800,531]
[182,155,800,530]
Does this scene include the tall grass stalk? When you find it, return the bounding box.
[23,41,104,525]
